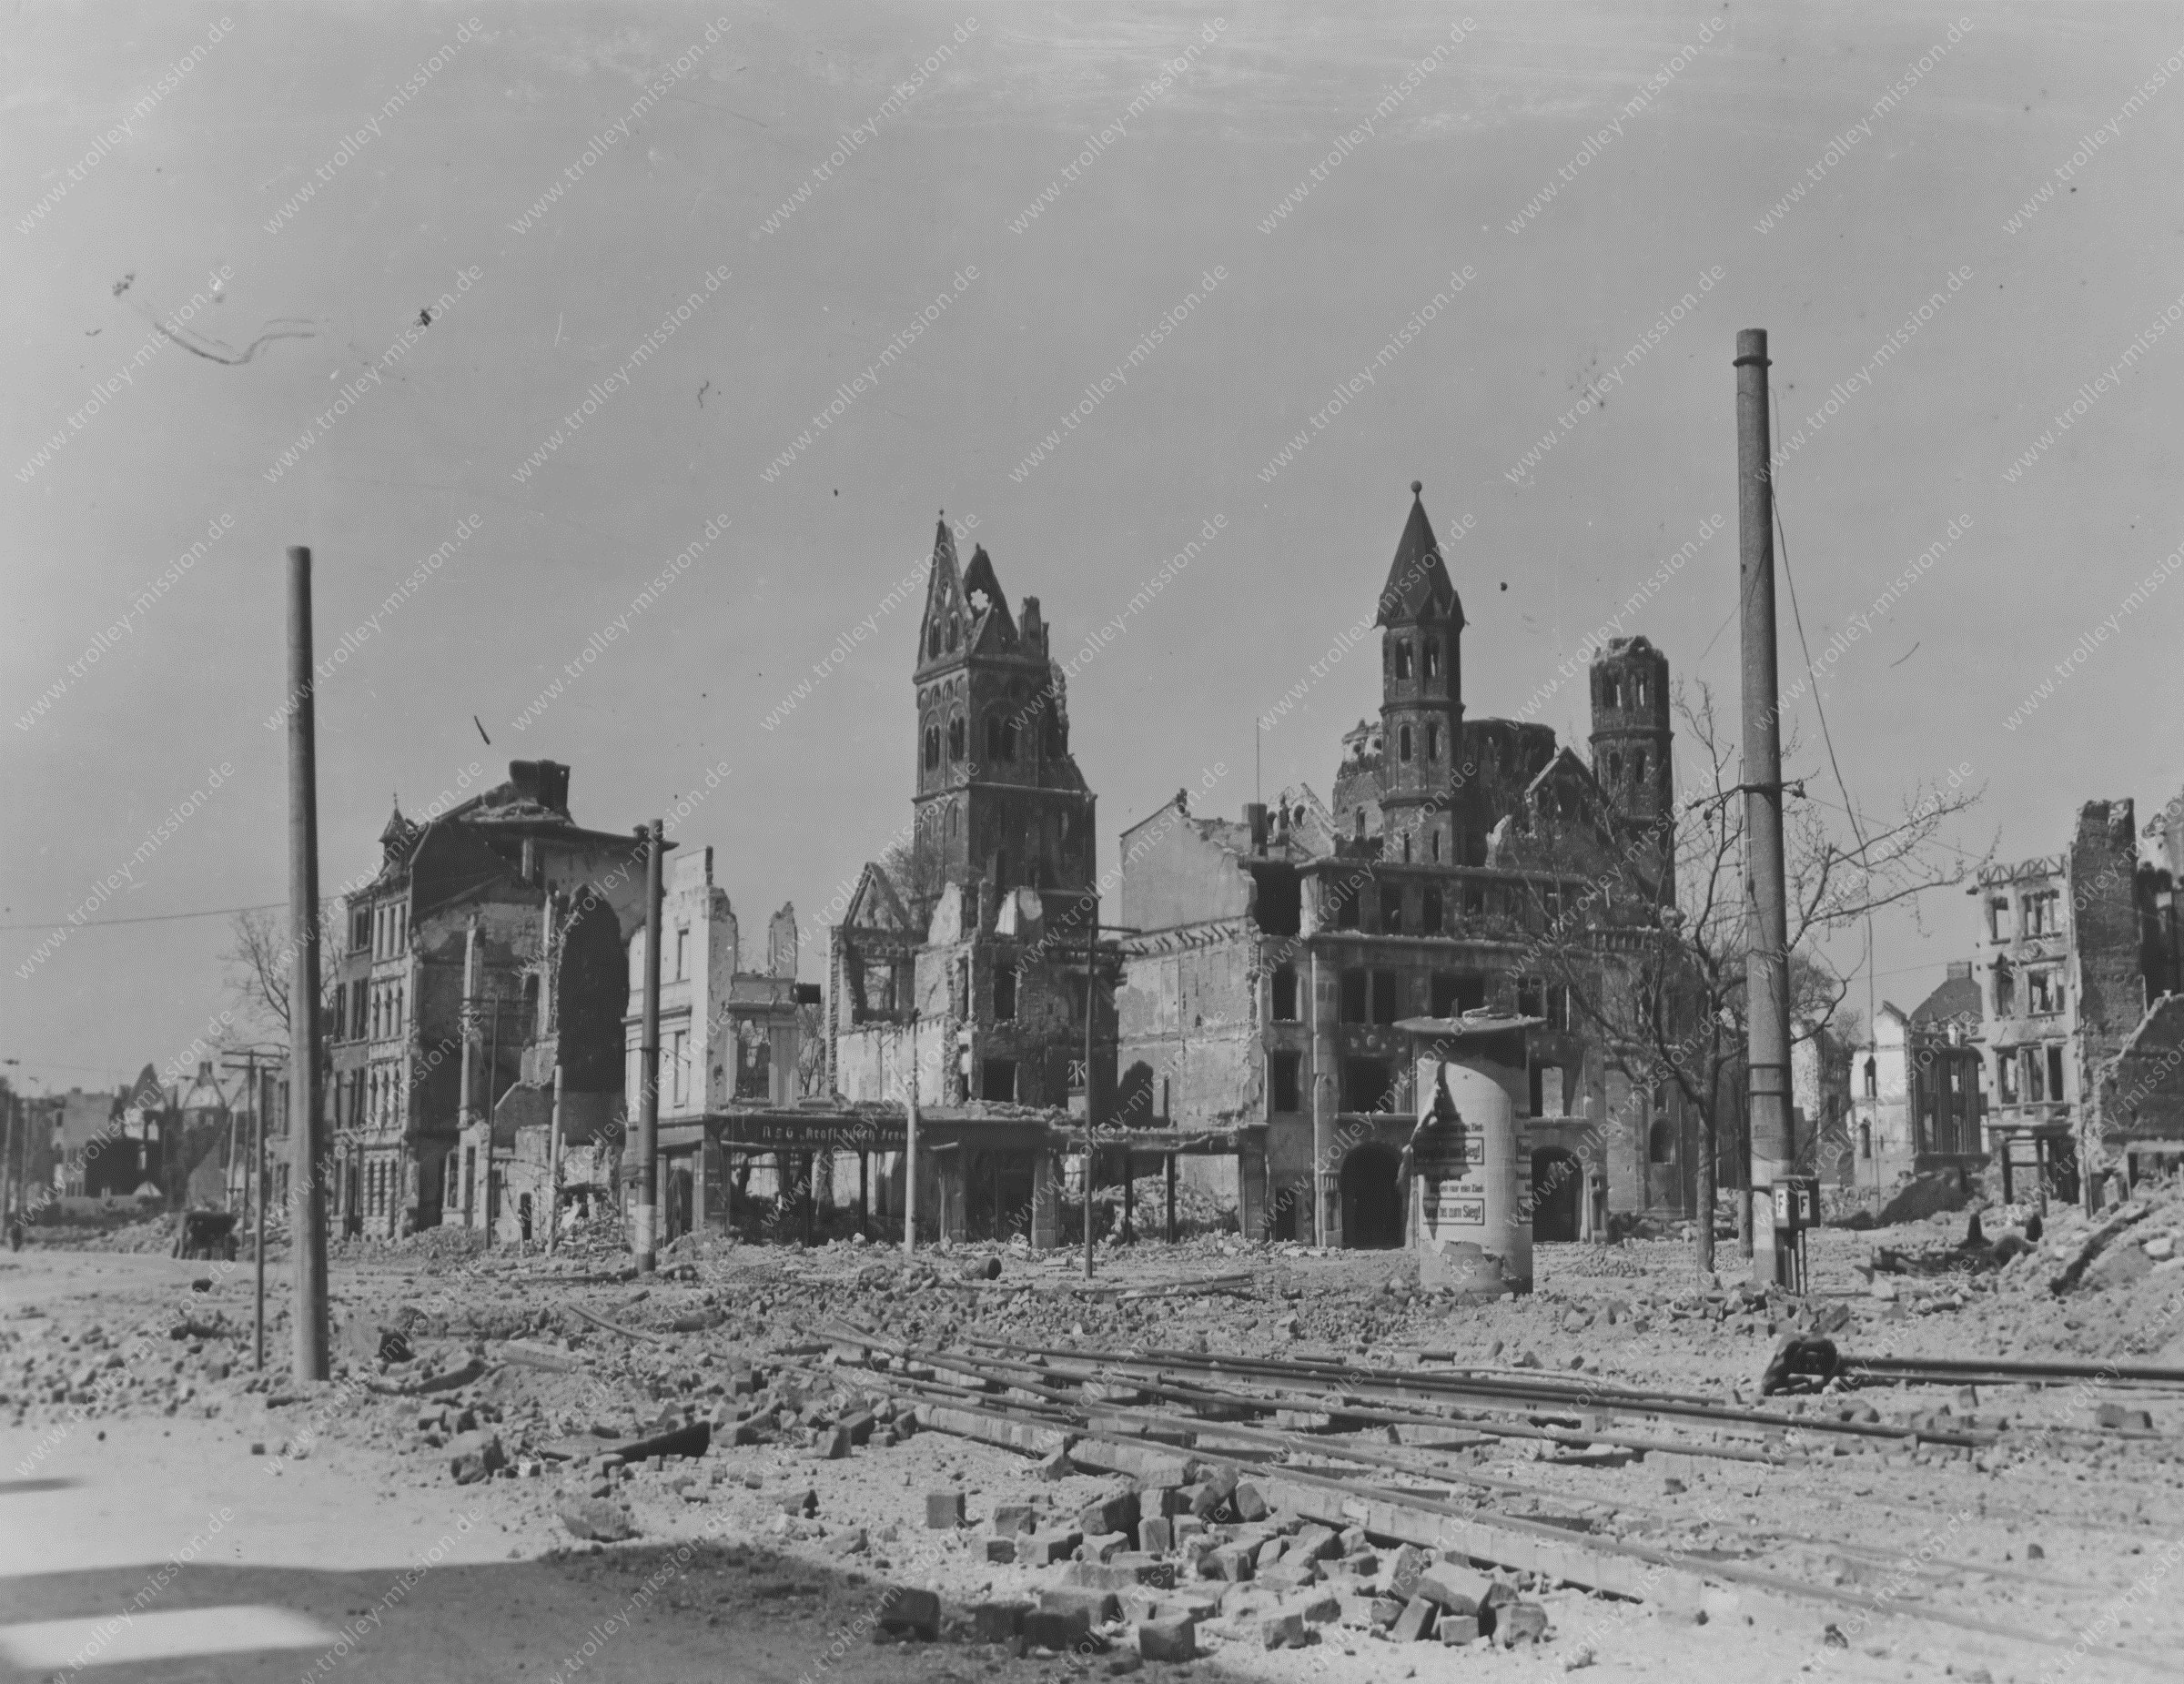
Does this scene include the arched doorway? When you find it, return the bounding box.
[1532,1147,1582,1242]
[1340,1144,1404,1249]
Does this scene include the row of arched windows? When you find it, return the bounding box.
[1391,722,1446,765]
[1388,639,1445,683]
[366,1064,403,1130]
[922,709,1034,772]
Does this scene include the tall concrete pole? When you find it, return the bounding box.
[1083,892,1097,1279]
[457,917,480,1225]
[1735,330,1794,1289]
[634,821,663,1272]
[254,1064,268,1371]
[547,1063,564,1255]
[285,546,330,1382]
[903,1015,919,1253]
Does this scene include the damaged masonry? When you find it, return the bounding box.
[10,491,2184,1684]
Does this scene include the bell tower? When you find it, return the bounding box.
[1589,635,1674,901]
[1373,483,1469,866]
[909,517,1094,918]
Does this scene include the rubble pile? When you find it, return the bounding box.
[8,1215,2184,1679]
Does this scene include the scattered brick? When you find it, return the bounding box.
[1023,1608,1093,1650]
[1040,1584,1121,1625]
[1201,1543,1255,1582]
[926,1491,966,1528]
[971,1601,1029,1643]
[1415,1565,1493,1615]
[1391,1595,1438,1643]
[878,1586,942,1641]
[1137,1615,1198,1663]
[1024,1529,1083,1567]
[1079,1490,1141,1538]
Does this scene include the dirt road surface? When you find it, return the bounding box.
[4,1206,2180,1684]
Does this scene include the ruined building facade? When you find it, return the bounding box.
[828,520,1117,1235]
[330,761,652,1237]
[1969,795,2181,1205]
[1116,488,1700,1249]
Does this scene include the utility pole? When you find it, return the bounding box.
[1083,891,1097,1280]
[221,1047,275,1369]
[903,1013,919,1254]
[457,917,480,1230]
[547,1063,564,1255]
[285,545,330,1383]
[254,1068,269,1368]
[1,1077,15,1238]
[1735,331,1794,1290]
[634,821,663,1273]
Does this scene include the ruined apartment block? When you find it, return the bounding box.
[1971,792,2181,1205]
[1117,487,1702,1250]
[331,761,653,1237]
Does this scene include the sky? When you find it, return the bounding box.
[5,0,2182,1097]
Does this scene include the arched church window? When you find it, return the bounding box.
[948,717,966,761]
[1423,640,1440,679]
[1608,751,1623,783]
[928,624,941,660]
[1395,642,1413,681]
[1399,726,1412,762]
[946,616,960,652]
[1426,724,1440,761]
[1633,750,1646,781]
[924,727,940,771]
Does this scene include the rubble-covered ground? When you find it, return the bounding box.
[4,1189,2182,1684]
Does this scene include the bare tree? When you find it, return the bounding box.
[222,903,341,1041]
[1524,683,1984,1274]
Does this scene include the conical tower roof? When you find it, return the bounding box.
[1375,481,1461,628]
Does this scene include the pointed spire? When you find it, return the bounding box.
[1376,479,1461,628]
[961,544,1017,644]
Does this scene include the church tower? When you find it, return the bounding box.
[1589,635,1674,900]
[909,518,1094,914]
[1373,483,1469,866]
